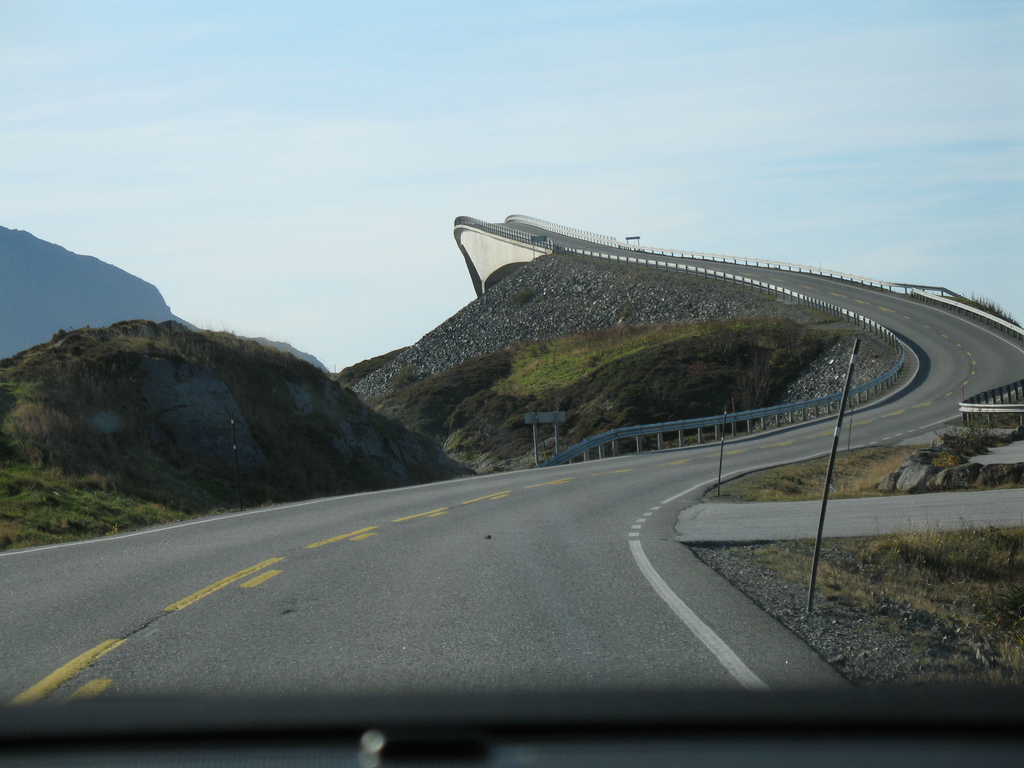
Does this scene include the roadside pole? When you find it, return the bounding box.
[230,416,243,512]
[717,407,727,496]
[807,338,860,613]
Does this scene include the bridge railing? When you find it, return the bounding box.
[538,244,907,466]
[504,215,625,249]
[454,216,545,246]
[910,291,1024,342]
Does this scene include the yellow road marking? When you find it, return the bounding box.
[911,401,932,409]
[306,528,377,549]
[924,324,931,329]
[525,478,574,488]
[461,491,511,505]
[591,469,633,476]
[428,510,449,517]
[10,640,125,705]
[67,679,114,701]
[800,284,814,289]
[240,570,282,588]
[903,315,911,320]
[658,459,691,466]
[856,418,875,425]
[878,306,895,312]
[809,430,833,437]
[881,410,906,418]
[945,392,953,397]
[957,343,962,348]
[942,334,949,339]
[350,532,377,541]
[165,558,285,610]
[725,449,748,455]
[764,441,794,447]
[393,508,448,522]
[855,299,869,305]
[829,292,845,297]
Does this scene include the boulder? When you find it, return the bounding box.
[927,462,982,491]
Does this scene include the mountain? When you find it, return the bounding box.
[0,226,185,359]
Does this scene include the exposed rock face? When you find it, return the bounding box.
[354,253,811,399]
[138,356,267,471]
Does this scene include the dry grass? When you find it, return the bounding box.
[714,444,923,502]
[749,528,1024,685]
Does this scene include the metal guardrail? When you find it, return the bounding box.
[910,291,1024,342]
[960,379,1024,425]
[537,247,907,466]
[541,352,906,466]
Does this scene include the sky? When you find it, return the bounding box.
[2,1,1022,372]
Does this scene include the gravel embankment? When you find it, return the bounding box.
[779,334,900,404]
[690,543,993,686]
[354,254,807,399]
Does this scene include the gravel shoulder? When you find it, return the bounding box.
[689,541,1015,687]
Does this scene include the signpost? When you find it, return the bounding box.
[525,411,566,466]
[807,338,860,613]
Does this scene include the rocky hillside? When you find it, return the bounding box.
[346,253,900,472]
[353,253,810,399]
[0,321,463,546]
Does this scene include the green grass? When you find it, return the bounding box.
[375,318,837,471]
[0,462,194,549]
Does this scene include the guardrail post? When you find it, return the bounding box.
[657,433,664,451]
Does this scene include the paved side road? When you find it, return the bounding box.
[676,488,1024,543]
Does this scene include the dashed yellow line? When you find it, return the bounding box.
[427,510,449,517]
[525,478,574,488]
[166,558,285,610]
[725,449,748,455]
[393,508,448,522]
[67,679,114,701]
[881,410,906,419]
[829,292,845,297]
[764,440,794,447]
[461,491,511,505]
[240,570,282,588]
[911,401,932,409]
[10,640,125,705]
[591,469,633,476]
[306,528,377,549]
[658,459,691,466]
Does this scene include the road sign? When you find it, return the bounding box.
[524,411,565,425]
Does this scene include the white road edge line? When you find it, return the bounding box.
[629,539,769,691]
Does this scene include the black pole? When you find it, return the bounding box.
[230,417,243,512]
[807,338,860,613]
[717,407,727,496]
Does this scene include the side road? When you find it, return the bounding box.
[676,488,1024,543]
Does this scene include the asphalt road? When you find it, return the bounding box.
[3,226,1023,704]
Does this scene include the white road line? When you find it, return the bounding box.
[628,532,640,537]
[629,540,769,691]
[631,525,643,530]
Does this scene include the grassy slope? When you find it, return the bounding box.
[0,321,454,550]
[372,318,839,471]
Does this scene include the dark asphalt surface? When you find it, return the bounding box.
[3,226,1022,703]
